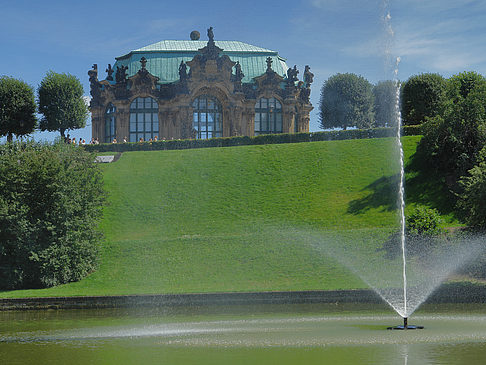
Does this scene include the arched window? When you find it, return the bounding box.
[129,97,159,142]
[192,96,222,139]
[104,104,116,143]
[254,97,282,135]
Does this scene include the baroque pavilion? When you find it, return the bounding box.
[88,28,314,143]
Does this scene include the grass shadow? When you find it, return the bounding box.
[347,148,457,219]
[347,174,399,215]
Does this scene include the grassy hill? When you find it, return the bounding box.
[2,136,444,298]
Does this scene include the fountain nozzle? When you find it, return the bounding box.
[387,316,423,330]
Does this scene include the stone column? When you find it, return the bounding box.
[282,103,296,134]
[115,102,130,141]
[90,106,103,141]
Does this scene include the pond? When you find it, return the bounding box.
[1,303,485,364]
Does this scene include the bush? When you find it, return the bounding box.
[0,142,105,289]
[406,206,445,237]
[84,127,422,153]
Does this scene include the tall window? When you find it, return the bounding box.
[104,104,116,143]
[192,96,222,139]
[129,97,159,142]
[294,106,299,133]
[254,97,282,135]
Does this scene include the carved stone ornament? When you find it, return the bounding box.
[207,26,214,43]
[287,65,299,85]
[115,65,128,84]
[88,64,101,102]
[266,57,273,71]
[179,60,188,81]
[140,57,147,70]
[300,86,311,103]
[304,65,314,86]
[232,61,245,92]
[105,64,114,81]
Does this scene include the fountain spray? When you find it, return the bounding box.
[386,68,422,330]
[382,3,423,330]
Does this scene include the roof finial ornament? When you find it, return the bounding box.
[140,57,147,70]
[207,26,214,43]
[190,30,200,40]
[105,64,114,81]
[266,57,273,71]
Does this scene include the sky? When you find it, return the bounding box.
[1,0,485,142]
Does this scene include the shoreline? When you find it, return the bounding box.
[1,283,484,311]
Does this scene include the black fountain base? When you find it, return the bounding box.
[387,317,424,330]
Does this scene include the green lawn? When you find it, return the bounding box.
[2,136,451,298]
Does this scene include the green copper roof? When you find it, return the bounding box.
[131,40,277,54]
[113,40,288,84]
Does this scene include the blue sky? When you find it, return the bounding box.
[1,0,485,141]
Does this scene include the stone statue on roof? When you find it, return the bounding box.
[179,60,188,81]
[88,64,101,101]
[115,65,128,84]
[234,61,244,82]
[207,27,214,42]
[266,57,273,71]
[303,65,314,86]
[105,64,114,81]
[287,65,299,84]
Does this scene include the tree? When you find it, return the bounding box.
[0,76,37,142]
[401,73,446,125]
[419,71,486,180]
[0,141,105,289]
[373,80,398,127]
[458,155,486,229]
[319,73,374,130]
[38,71,89,138]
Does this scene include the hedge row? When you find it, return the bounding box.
[84,126,422,153]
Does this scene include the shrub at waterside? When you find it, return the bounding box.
[0,142,105,289]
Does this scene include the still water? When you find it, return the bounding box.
[1,303,486,364]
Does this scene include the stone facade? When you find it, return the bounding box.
[89,30,313,143]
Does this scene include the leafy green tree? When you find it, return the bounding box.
[458,147,486,229]
[319,73,375,130]
[419,71,486,180]
[0,142,105,289]
[373,80,398,127]
[0,76,37,142]
[38,71,89,138]
[401,73,447,125]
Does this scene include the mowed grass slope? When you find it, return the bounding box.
[1,136,424,298]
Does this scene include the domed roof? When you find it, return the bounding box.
[113,40,288,84]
